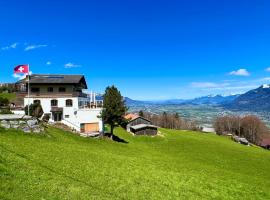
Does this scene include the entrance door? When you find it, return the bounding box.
[53,112,62,122]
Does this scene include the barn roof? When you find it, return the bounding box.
[124,113,139,121]
[130,124,158,130]
[261,137,270,146]
[17,74,87,88]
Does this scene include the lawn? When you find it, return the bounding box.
[0,93,16,101]
[0,126,270,199]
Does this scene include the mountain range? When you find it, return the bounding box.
[125,84,270,111]
[124,94,240,106]
[225,84,270,111]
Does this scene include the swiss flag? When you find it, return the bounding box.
[14,65,29,74]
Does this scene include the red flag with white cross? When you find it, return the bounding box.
[14,65,29,74]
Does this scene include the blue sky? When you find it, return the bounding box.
[1,0,270,100]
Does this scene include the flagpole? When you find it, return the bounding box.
[27,64,30,116]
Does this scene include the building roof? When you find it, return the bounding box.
[124,113,139,121]
[124,114,152,124]
[261,137,270,146]
[130,124,158,130]
[17,74,87,88]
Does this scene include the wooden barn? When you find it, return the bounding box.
[125,114,158,136]
[130,124,158,136]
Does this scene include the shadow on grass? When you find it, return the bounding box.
[103,132,129,144]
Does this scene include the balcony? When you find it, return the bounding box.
[79,100,103,109]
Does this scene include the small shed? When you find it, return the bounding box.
[125,114,158,136]
[126,116,151,132]
[130,124,158,136]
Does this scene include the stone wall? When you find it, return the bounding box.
[0,117,45,133]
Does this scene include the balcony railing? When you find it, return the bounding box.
[79,100,103,109]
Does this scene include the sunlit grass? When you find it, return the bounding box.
[0,126,270,199]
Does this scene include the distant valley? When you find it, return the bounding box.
[125,84,270,126]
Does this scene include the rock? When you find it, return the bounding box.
[27,119,38,127]
[33,128,41,133]
[22,127,31,133]
[12,125,20,129]
[19,120,27,125]
[1,120,10,129]
[9,120,19,125]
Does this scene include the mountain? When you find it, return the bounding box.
[124,94,239,107]
[124,97,147,106]
[226,84,270,111]
[182,94,239,105]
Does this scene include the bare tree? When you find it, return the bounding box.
[213,115,269,145]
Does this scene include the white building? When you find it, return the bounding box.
[15,74,103,133]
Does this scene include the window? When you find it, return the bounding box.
[33,100,41,104]
[31,87,40,93]
[66,99,73,107]
[65,115,70,118]
[51,99,58,107]
[59,87,66,92]
[47,87,53,92]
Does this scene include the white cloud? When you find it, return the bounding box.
[191,82,229,88]
[1,42,18,50]
[46,61,52,65]
[64,62,81,68]
[265,67,270,72]
[12,71,33,80]
[24,44,47,51]
[229,68,250,76]
[260,77,270,81]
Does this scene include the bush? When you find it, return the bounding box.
[25,103,44,118]
[0,109,12,114]
[0,97,9,106]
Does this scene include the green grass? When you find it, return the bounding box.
[1,127,270,200]
[0,93,16,101]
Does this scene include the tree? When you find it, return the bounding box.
[213,115,269,145]
[139,110,144,117]
[101,85,127,137]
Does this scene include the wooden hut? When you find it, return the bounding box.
[125,114,158,136]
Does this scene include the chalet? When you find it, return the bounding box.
[125,114,158,136]
[14,74,103,134]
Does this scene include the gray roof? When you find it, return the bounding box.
[130,124,158,130]
[17,74,87,88]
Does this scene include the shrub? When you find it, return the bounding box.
[0,109,12,114]
[25,103,44,118]
[0,97,9,106]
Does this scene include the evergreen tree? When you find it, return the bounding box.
[101,85,127,136]
[139,110,144,117]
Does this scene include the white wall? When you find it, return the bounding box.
[24,97,103,132]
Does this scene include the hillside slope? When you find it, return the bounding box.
[1,127,270,199]
[226,84,270,111]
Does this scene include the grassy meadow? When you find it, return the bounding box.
[1,126,270,199]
